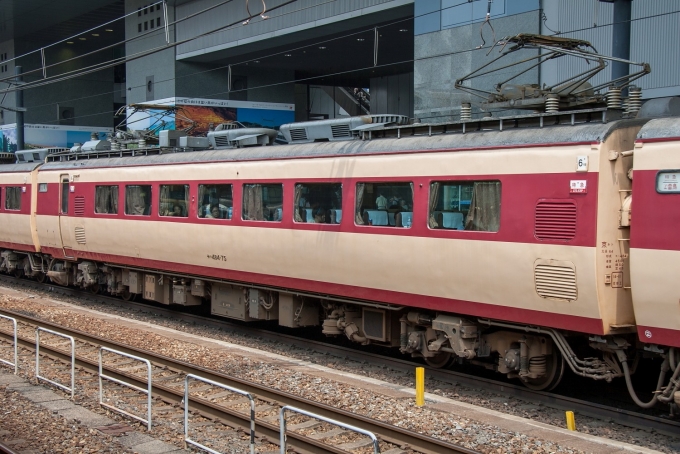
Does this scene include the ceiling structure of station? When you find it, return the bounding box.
[178,5,414,87]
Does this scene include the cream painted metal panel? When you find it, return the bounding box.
[0,214,35,250]
[54,143,600,184]
[75,217,602,323]
[629,249,680,332]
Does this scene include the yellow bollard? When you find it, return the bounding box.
[565,411,576,431]
[415,367,425,406]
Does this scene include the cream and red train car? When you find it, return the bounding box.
[0,112,678,406]
[0,162,42,277]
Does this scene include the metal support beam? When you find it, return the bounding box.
[15,66,24,150]
[611,0,632,95]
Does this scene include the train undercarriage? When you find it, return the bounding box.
[1,249,679,411]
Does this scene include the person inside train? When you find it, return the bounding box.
[206,205,221,219]
[375,192,388,210]
[399,199,409,211]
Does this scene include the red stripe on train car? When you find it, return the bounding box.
[40,246,606,335]
[0,241,37,253]
[630,170,680,251]
[638,326,680,348]
[37,172,599,247]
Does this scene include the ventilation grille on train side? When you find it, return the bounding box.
[534,261,577,301]
[74,227,86,245]
[331,124,351,138]
[74,196,85,216]
[289,128,308,142]
[535,200,577,241]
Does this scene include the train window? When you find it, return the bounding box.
[429,181,500,232]
[159,184,189,217]
[293,183,342,224]
[355,182,413,228]
[94,185,119,214]
[61,176,69,214]
[5,186,21,211]
[242,183,283,222]
[124,185,152,216]
[198,184,233,219]
[38,183,48,192]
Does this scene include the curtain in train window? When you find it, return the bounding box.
[243,184,282,222]
[464,181,501,232]
[198,184,233,219]
[95,185,119,214]
[159,184,189,217]
[125,185,152,216]
[5,187,21,210]
[428,182,440,228]
[354,183,365,224]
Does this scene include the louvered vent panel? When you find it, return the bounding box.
[535,201,577,241]
[535,264,577,301]
[74,196,86,216]
[331,124,350,138]
[74,227,86,245]
[214,136,231,147]
[289,128,308,141]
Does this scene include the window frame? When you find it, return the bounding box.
[94,185,120,215]
[427,179,501,232]
[354,181,414,228]
[158,183,189,218]
[4,186,22,211]
[293,182,343,225]
[197,183,234,221]
[124,184,152,216]
[241,183,284,223]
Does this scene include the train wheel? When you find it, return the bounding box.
[120,288,134,301]
[523,352,565,391]
[89,283,100,295]
[424,352,452,369]
[35,272,47,284]
[13,268,23,279]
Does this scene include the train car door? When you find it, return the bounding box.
[58,174,75,258]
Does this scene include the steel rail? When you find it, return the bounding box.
[2,275,680,437]
[0,306,478,454]
[0,442,20,454]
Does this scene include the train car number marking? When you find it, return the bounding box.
[207,254,228,262]
[570,180,587,193]
[576,156,588,172]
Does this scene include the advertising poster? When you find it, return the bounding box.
[1,124,112,150]
[127,97,295,137]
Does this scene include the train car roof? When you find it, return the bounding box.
[40,119,640,170]
[636,117,680,140]
[0,162,43,173]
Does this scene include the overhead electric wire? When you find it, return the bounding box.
[2,7,678,122]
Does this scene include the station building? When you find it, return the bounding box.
[0,0,678,149]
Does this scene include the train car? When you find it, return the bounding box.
[0,161,43,278]
[627,117,680,408]
[0,109,678,407]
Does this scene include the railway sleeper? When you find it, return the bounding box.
[2,249,679,408]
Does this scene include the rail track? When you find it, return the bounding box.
[0,297,479,454]
[1,274,679,443]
